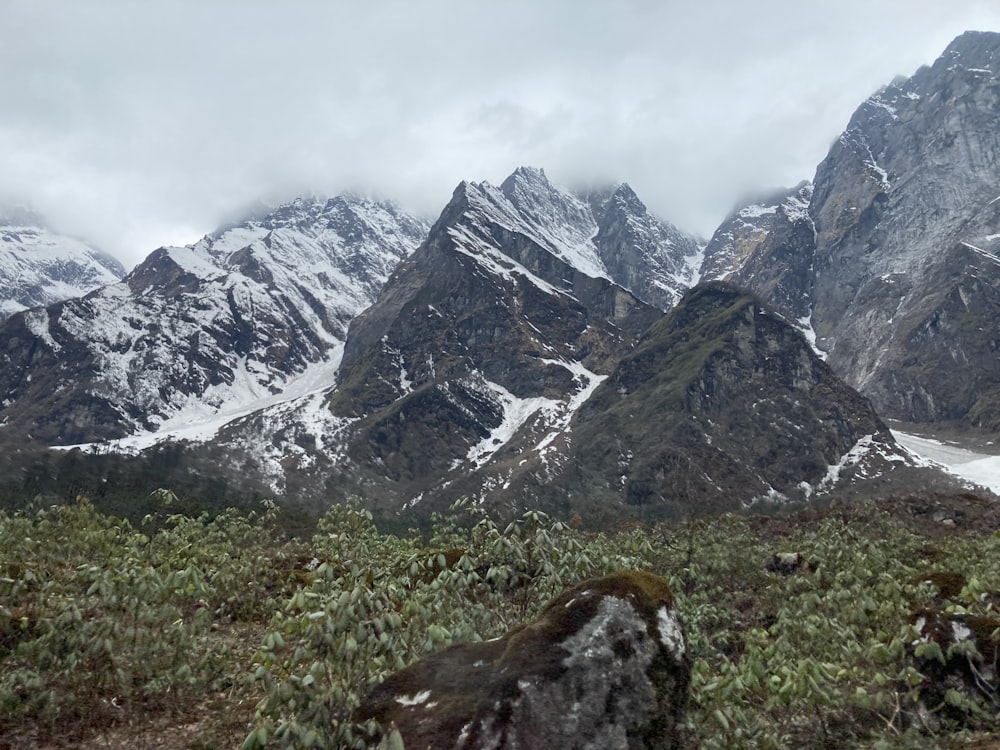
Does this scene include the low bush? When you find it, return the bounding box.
[1,496,997,748]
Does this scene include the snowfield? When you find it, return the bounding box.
[893,430,1000,494]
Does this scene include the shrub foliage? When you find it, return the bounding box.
[0,496,997,748]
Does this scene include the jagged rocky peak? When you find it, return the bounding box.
[701,181,813,281]
[500,166,598,245]
[0,204,125,319]
[244,168,666,512]
[698,32,1000,428]
[699,181,816,330]
[433,167,704,310]
[592,182,704,311]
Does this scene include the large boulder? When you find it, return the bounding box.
[355,570,690,749]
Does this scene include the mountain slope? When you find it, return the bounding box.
[204,175,926,522]
[569,283,914,519]
[241,170,665,513]
[0,196,428,445]
[809,31,1000,426]
[0,207,125,319]
[700,183,815,334]
[590,183,704,310]
[708,32,1000,428]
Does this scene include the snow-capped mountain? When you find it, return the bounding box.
[213,168,665,511]
[197,170,921,520]
[0,206,125,318]
[588,182,704,310]
[7,41,991,523]
[0,195,428,445]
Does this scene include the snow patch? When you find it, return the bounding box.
[395,690,432,706]
[738,204,778,219]
[893,430,1000,494]
[656,606,685,660]
[22,309,60,352]
[464,378,558,468]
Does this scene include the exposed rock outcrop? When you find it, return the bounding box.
[700,182,816,331]
[590,183,704,310]
[355,570,690,749]
[714,32,1000,427]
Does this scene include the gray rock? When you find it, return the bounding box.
[718,31,1000,427]
[355,570,690,749]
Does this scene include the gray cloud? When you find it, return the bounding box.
[3,0,1000,265]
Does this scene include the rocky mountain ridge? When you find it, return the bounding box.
[710,30,1000,429]
[5,30,998,521]
[0,195,428,445]
[195,173,922,522]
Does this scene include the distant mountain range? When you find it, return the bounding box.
[3,32,997,523]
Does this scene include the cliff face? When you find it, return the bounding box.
[706,32,1000,427]
[701,183,816,332]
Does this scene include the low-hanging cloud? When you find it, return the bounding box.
[3,0,1000,267]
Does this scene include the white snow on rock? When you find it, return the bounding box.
[463,377,558,469]
[0,220,124,318]
[35,195,427,446]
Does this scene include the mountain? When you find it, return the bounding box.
[0,195,428,446]
[0,206,125,318]
[700,183,816,338]
[569,283,914,520]
[587,183,704,310]
[211,168,667,512]
[201,172,923,522]
[712,31,1000,428]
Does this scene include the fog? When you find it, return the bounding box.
[3,0,1000,266]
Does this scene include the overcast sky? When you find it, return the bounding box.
[3,1,1000,267]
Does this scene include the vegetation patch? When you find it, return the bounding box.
[1,494,999,748]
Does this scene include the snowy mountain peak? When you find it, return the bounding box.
[608,182,646,215]
[0,207,125,319]
[0,195,429,445]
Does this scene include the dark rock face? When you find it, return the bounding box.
[355,570,689,749]
[701,183,816,327]
[590,183,703,311]
[569,283,914,518]
[259,172,665,514]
